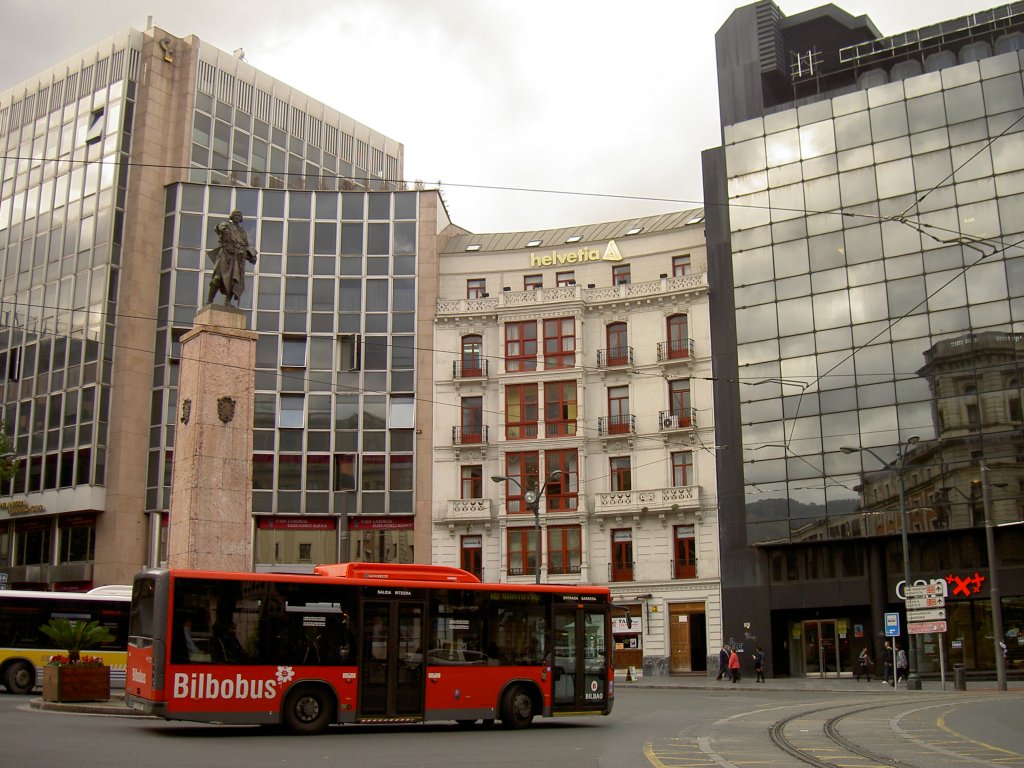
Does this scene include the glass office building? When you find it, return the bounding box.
[155,184,435,570]
[706,1,1024,676]
[0,26,416,590]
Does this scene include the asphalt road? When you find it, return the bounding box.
[3,686,1023,768]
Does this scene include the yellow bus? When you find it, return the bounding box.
[0,587,130,694]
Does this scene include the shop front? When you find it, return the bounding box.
[612,604,643,673]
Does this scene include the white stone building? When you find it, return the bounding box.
[431,210,721,675]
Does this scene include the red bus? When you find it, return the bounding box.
[126,563,613,733]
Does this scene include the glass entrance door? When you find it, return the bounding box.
[801,619,851,677]
[358,600,424,718]
[552,604,608,711]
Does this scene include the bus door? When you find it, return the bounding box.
[551,601,609,712]
[358,597,424,720]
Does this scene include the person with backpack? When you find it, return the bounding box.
[895,643,908,685]
[753,646,766,683]
[856,647,872,681]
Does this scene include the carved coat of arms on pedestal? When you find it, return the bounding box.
[217,396,236,424]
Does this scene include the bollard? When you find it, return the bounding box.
[953,663,966,691]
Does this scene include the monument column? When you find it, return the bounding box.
[167,305,257,571]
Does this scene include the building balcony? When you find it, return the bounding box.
[435,273,708,317]
[547,562,583,576]
[438,498,493,526]
[658,408,696,432]
[593,485,700,518]
[671,559,697,579]
[451,425,489,446]
[609,561,635,582]
[597,346,634,368]
[505,423,540,440]
[598,414,635,437]
[657,338,695,363]
[452,358,489,382]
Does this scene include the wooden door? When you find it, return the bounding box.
[669,603,703,673]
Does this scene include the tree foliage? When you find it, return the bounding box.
[0,423,19,483]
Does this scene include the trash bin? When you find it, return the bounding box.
[953,663,966,691]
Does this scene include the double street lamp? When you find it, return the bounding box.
[842,435,921,690]
[491,470,563,584]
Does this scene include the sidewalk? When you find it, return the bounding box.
[622,671,1020,693]
[28,674,1018,718]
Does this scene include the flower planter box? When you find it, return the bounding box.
[43,665,110,702]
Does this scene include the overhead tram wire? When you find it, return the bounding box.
[0,290,1010,507]
[1,151,1021,251]
[4,117,1022,490]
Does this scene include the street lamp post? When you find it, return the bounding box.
[492,470,563,584]
[943,466,1007,691]
[842,435,921,690]
[980,464,1008,692]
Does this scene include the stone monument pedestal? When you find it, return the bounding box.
[167,305,257,571]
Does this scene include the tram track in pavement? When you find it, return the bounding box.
[769,695,1024,768]
[644,692,1024,768]
[769,700,913,768]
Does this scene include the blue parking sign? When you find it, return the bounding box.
[885,612,900,637]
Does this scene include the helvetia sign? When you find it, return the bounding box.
[529,240,623,268]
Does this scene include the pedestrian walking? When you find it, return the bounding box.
[856,647,872,681]
[753,645,766,683]
[895,644,908,685]
[716,643,730,681]
[882,641,893,686]
[728,647,741,683]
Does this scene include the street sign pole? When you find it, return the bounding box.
[939,634,947,690]
[884,612,900,690]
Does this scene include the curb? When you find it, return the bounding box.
[29,695,148,717]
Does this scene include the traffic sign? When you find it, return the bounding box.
[904,583,944,598]
[909,620,947,634]
[907,608,946,622]
[906,596,945,609]
[885,612,901,637]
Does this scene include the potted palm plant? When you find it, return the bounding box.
[40,618,114,702]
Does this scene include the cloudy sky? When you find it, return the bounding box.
[2,0,976,233]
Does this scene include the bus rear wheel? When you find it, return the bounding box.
[500,684,535,729]
[5,661,35,695]
[282,685,333,735]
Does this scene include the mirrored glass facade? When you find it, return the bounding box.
[726,44,1024,546]
[708,1,1024,677]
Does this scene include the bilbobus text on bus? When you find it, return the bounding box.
[126,563,613,733]
[0,587,131,694]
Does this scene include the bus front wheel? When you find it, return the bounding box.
[500,685,535,729]
[4,661,35,695]
[282,685,334,735]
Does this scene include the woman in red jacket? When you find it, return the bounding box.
[728,647,741,683]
